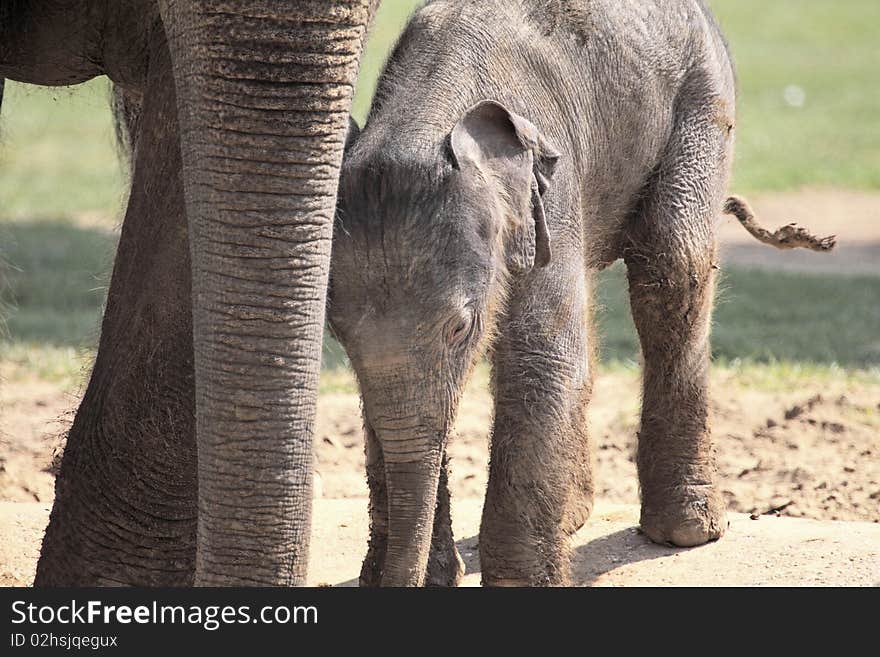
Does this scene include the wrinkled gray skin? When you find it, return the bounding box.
[330,0,735,586]
[1,0,377,586]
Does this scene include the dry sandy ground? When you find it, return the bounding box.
[0,380,71,504]
[2,500,878,586]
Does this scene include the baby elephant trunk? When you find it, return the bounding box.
[371,412,445,587]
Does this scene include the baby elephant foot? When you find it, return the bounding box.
[425,542,465,587]
[360,542,463,587]
[640,484,727,547]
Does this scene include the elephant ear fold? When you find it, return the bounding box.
[449,100,559,272]
[505,108,561,192]
[344,116,361,154]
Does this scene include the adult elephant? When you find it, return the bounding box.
[0,0,379,586]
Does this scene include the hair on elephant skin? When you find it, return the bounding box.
[329,0,736,586]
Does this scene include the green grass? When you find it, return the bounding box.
[4,215,877,381]
[2,222,877,388]
[0,78,126,221]
[710,0,880,192]
[594,264,880,367]
[4,217,877,366]
[0,342,90,389]
[1,221,114,344]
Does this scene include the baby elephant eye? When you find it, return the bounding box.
[445,306,477,348]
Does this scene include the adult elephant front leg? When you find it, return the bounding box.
[158,1,378,585]
[35,34,198,586]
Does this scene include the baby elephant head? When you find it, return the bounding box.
[328,100,560,586]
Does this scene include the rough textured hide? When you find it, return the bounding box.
[0,1,156,88]
[526,0,595,43]
[331,0,740,586]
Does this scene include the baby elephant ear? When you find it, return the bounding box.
[450,100,560,272]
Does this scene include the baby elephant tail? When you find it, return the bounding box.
[724,195,837,252]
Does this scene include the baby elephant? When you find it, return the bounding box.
[329,0,734,586]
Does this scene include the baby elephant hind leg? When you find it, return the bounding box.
[624,104,732,548]
[481,265,594,586]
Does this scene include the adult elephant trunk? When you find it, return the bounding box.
[365,395,445,587]
[158,1,377,585]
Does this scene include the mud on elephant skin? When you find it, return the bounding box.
[1,0,379,586]
[329,0,739,586]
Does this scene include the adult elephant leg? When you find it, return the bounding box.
[158,1,378,585]
[34,37,197,586]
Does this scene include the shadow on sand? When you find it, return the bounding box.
[333,524,692,587]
